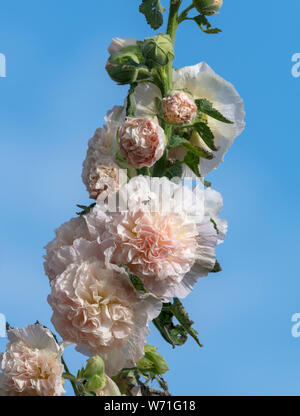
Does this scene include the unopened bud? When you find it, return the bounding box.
[83,356,105,380]
[137,345,169,376]
[106,45,149,85]
[85,374,107,393]
[141,34,174,68]
[193,0,223,16]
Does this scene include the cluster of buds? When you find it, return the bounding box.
[193,0,223,15]
[106,34,174,84]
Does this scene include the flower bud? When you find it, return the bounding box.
[106,45,149,85]
[162,90,197,125]
[193,0,223,15]
[85,374,107,393]
[137,345,169,376]
[141,34,174,68]
[83,356,105,380]
[96,377,121,396]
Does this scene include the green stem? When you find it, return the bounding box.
[178,4,194,23]
[161,0,182,144]
[165,0,182,91]
[62,356,80,396]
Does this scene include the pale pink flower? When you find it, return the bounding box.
[0,324,65,396]
[44,216,100,282]
[48,259,161,376]
[83,156,127,200]
[82,106,126,199]
[162,90,197,125]
[87,176,223,299]
[204,187,228,244]
[119,117,165,169]
[132,62,245,176]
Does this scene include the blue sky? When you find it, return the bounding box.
[0,0,300,396]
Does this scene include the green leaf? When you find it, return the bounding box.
[193,15,222,34]
[183,151,201,177]
[152,149,167,177]
[167,135,187,150]
[210,218,219,233]
[129,274,148,293]
[165,162,183,180]
[153,300,202,348]
[194,122,218,151]
[171,298,203,347]
[195,98,233,124]
[153,304,187,347]
[182,137,214,159]
[139,0,165,30]
[211,260,222,273]
[76,203,96,216]
[168,134,213,159]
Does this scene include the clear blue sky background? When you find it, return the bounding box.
[1,0,300,396]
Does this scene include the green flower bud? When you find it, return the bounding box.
[85,374,107,393]
[83,356,105,380]
[141,34,174,68]
[193,0,223,15]
[137,345,169,376]
[106,45,150,85]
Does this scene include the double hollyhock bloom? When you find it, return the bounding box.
[162,91,197,125]
[82,106,127,200]
[43,216,98,282]
[48,259,161,376]
[0,324,65,396]
[86,175,227,299]
[119,116,165,169]
[133,61,245,176]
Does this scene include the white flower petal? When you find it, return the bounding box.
[173,62,245,175]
